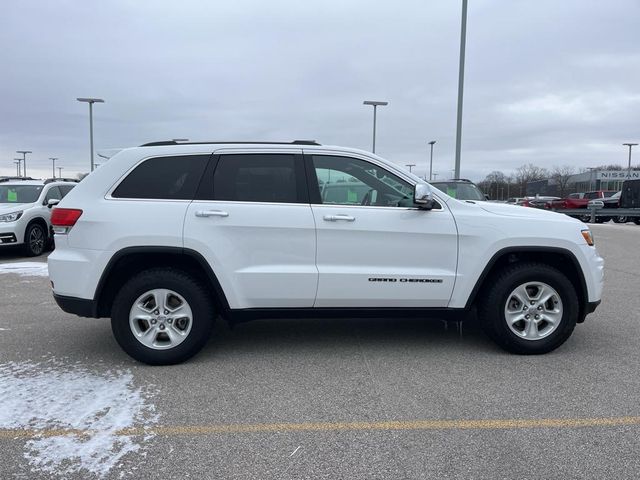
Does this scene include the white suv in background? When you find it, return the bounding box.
[48,141,604,365]
[0,178,77,256]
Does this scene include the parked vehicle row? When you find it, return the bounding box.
[0,177,78,256]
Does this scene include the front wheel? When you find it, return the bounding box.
[23,223,47,257]
[613,216,628,223]
[111,268,215,365]
[478,263,578,354]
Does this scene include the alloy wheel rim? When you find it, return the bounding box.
[29,227,44,254]
[129,288,193,350]
[504,281,563,341]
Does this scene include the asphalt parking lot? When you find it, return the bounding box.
[1,223,640,479]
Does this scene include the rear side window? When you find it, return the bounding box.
[213,154,303,203]
[112,155,209,200]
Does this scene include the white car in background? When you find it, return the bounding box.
[0,177,77,256]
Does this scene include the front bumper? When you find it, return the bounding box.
[0,232,18,245]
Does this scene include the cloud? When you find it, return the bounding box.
[1,0,639,182]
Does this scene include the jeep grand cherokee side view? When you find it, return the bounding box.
[48,141,604,365]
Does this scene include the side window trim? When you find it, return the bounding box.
[303,154,322,204]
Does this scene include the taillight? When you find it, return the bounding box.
[51,208,83,234]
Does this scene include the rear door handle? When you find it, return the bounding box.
[195,210,229,218]
[323,214,355,222]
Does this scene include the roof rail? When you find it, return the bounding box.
[43,178,80,185]
[139,140,321,147]
[0,176,37,182]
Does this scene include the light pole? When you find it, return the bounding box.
[49,158,58,178]
[405,164,416,173]
[623,143,638,179]
[16,150,31,177]
[13,160,21,176]
[363,100,388,153]
[77,97,105,172]
[428,140,436,181]
[57,166,64,178]
[454,0,468,180]
[587,167,597,191]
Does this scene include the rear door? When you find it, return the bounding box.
[183,149,318,309]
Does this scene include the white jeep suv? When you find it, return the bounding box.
[48,141,604,364]
[0,178,77,256]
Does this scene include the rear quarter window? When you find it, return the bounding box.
[112,155,209,200]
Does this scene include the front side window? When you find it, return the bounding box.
[311,155,414,207]
[213,154,302,203]
[59,185,75,197]
[44,186,62,203]
[112,155,209,200]
[0,185,43,203]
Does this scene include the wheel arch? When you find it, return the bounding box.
[466,247,588,322]
[94,246,230,318]
[24,216,49,239]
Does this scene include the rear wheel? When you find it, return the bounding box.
[111,268,214,365]
[23,223,46,257]
[613,216,628,223]
[635,218,640,225]
[478,263,578,354]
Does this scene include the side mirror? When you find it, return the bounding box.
[414,184,435,210]
[47,199,60,209]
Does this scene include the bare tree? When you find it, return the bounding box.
[514,163,549,196]
[550,165,575,198]
[593,164,624,171]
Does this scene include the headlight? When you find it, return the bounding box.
[0,211,23,222]
[581,229,594,246]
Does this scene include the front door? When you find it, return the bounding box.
[306,152,458,308]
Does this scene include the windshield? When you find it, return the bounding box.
[431,182,486,201]
[0,185,43,204]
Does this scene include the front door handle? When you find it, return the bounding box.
[195,210,229,218]
[323,214,356,222]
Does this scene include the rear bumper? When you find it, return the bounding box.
[53,293,98,318]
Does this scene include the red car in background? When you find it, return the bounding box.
[549,190,617,210]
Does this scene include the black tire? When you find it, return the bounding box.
[23,222,47,257]
[613,216,628,224]
[478,263,578,355]
[634,218,640,225]
[111,268,215,365]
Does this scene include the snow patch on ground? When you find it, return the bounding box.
[0,359,158,478]
[0,261,49,277]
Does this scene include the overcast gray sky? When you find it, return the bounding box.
[1,0,639,181]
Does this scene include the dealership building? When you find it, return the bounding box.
[527,169,640,196]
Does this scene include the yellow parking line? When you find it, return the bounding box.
[1,416,640,439]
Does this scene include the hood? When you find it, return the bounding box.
[0,203,30,214]
[478,201,569,220]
